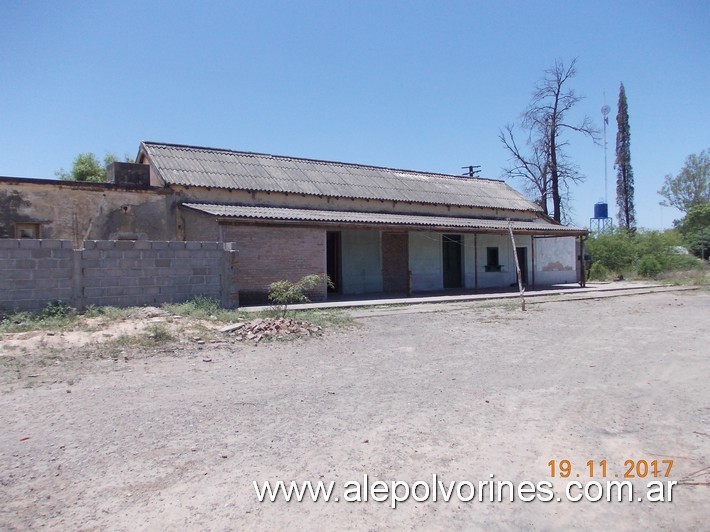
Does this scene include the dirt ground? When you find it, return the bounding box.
[1,290,708,530]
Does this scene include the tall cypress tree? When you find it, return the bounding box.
[615,83,636,229]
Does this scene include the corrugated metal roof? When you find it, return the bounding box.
[141,141,542,212]
[182,203,587,235]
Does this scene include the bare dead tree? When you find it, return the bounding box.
[499,123,551,215]
[501,58,599,222]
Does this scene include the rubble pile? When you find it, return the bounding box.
[220,317,322,343]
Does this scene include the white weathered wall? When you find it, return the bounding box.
[475,234,515,288]
[534,236,577,285]
[0,180,174,243]
[515,234,533,286]
[463,234,476,288]
[409,232,443,291]
[340,230,382,294]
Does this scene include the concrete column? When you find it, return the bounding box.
[72,247,84,310]
[221,243,239,308]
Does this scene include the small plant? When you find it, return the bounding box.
[83,305,130,320]
[145,324,174,343]
[0,301,80,333]
[268,274,333,318]
[41,300,74,319]
[185,295,221,314]
[164,296,223,319]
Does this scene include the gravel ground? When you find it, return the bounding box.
[1,290,708,530]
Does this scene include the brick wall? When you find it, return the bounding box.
[223,225,326,305]
[0,240,238,312]
[382,232,409,292]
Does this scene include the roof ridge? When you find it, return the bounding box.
[141,140,504,183]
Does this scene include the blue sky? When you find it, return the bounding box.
[1,1,708,229]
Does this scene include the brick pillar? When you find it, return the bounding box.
[382,232,409,293]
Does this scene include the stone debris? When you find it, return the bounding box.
[219,322,245,333]
[224,317,322,343]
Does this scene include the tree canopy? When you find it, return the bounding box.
[615,83,635,230]
[658,149,710,213]
[55,152,124,183]
[676,202,710,259]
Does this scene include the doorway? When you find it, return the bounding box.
[515,247,528,285]
[326,231,341,293]
[443,234,463,289]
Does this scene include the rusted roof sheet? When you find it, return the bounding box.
[141,141,542,212]
[182,203,587,235]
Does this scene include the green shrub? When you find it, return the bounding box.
[585,229,636,273]
[184,295,221,314]
[268,274,333,317]
[666,253,704,270]
[685,232,709,260]
[163,295,222,318]
[145,324,174,343]
[588,262,609,281]
[587,228,691,277]
[41,300,74,319]
[637,256,662,278]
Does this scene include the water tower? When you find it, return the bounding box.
[590,199,612,233]
[590,103,613,233]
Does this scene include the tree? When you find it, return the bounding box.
[499,123,550,214]
[615,83,635,230]
[681,202,710,233]
[658,149,710,213]
[55,152,123,182]
[500,58,599,222]
[677,202,710,259]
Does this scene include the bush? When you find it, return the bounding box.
[586,228,690,277]
[163,296,222,319]
[588,262,609,281]
[145,324,174,343]
[685,232,709,260]
[184,295,221,315]
[268,274,333,317]
[637,256,662,278]
[585,229,636,273]
[41,300,74,319]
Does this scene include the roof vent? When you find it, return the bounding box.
[106,162,150,187]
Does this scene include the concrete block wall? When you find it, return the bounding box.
[0,240,238,312]
[0,239,75,312]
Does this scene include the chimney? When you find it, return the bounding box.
[106,162,150,187]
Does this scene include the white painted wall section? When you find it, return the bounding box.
[463,234,476,288]
[475,234,516,288]
[409,232,443,291]
[340,230,383,294]
[534,236,577,285]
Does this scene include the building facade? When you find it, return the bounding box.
[1,141,587,304]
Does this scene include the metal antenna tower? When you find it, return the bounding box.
[601,100,611,204]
